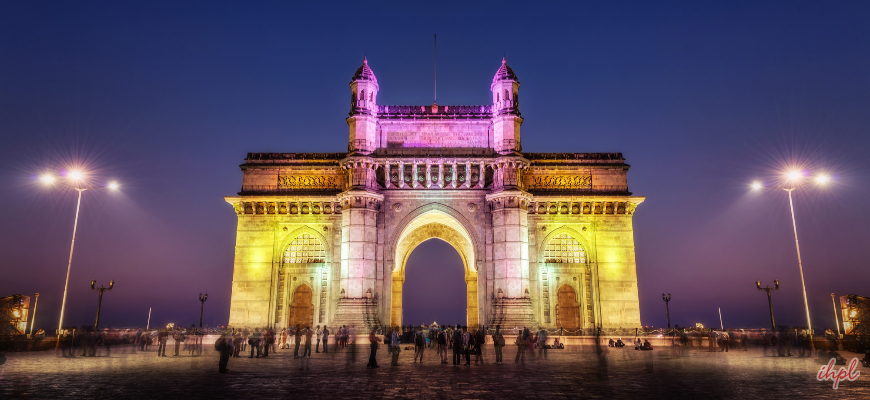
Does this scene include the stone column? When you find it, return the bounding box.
[334,190,384,328]
[464,161,472,188]
[485,190,536,327]
[385,161,392,188]
[425,162,432,188]
[477,161,486,189]
[451,161,458,189]
[438,162,444,189]
[398,162,405,189]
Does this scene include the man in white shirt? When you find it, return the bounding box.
[315,325,322,353]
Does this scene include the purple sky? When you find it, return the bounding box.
[1,1,868,331]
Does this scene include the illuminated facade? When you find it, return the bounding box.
[224,58,645,330]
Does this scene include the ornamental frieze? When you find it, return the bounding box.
[278,175,340,189]
[525,175,592,190]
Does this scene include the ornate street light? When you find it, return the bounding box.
[39,170,119,338]
[198,293,208,328]
[756,280,779,331]
[662,293,672,334]
[751,170,830,349]
[91,279,114,332]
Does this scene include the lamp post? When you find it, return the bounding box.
[29,293,39,336]
[751,171,829,350]
[756,280,779,332]
[831,293,841,337]
[39,171,119,340]
[91,280,114,332]
[198,293,208,356]
[662,293,671,338]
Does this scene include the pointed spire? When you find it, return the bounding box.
[351,57,377,83]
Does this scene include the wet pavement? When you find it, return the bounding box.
[1,343,868,399]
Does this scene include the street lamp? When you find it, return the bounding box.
[756,279,779,331]
[751,170,829,349]
[39,170,119,338]
[91,279,114,332]
[662,292,671,329]
[198,293,208,356]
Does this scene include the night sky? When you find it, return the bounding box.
[2,1,869,331]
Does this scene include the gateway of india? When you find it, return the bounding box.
[224,58,645,331]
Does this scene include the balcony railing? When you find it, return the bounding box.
[241,184,344,193]
[525,184,629,193]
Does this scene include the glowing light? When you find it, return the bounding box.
[40,175,55,184]
[815,175,830,184]
[68,171,83,180]
[850,310,857,318]
[751,182,762,190]
[13,310,20,318]
[695,323,704,329]
[787,171,801,180]
[108,182,119,190]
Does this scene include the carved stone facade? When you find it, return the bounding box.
[224,57,645,331]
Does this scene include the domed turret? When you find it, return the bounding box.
[491,57,518,89]
[352,57,379,84]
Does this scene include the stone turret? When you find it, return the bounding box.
[347,58,379,154]
[491,58,523,154]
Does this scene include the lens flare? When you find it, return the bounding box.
[815,175,830,184]
[751,182,762,190]
[68,171,83,180]
[787,171,801,180]
[40,175,55,184]
[108,182,119,190]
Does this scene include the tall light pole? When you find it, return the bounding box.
[39,171,119,340]
[198,293,208,356]
[662,293,672,342]
[751,171,829,350]
[91,279,114,332]
[756,279,779,332]
[831,293,841,337]
[29,293,39,336]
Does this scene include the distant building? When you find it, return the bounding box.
[224,58,645,331]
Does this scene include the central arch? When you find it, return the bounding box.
[390,208,479,327]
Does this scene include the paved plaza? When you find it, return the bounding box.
[1,343,868,399]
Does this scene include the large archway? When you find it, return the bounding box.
[402,239,467,326]
[391,209,479,327]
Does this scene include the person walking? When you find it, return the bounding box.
[315,325,322,353]
[720,330,729,352]
[157,329,168,357]
[249,330,262,358]
[451,324,463,366]
[216,331,233,373]
[322,325,330,353]
[293,324,302,358]
[492,325,505,364]
[537,327,549,359]
[514,330,525,364]
[232,331,242,357]
[366,328,380,368]
[390,326,402,366]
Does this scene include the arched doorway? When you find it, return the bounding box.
[403,239,467,326]
[556,285,581,330]
[288,285,313,328]
[390,209,479,327]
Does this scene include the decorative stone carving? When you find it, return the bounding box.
[392,203,403,212]
[466,203,477,212]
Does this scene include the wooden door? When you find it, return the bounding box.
[288,285,313,328]
[557,285,581,330]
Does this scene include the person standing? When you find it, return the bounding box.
[293,324,302,358]
[315,325,322,353]
[279,328,287,350]
[537,327,549,359]
[514,331,525,364]
[437,326,449,364]
[366,328,380,368]
[232,331,242,357]
[216,331,233,373]
[462,326,472,366]
[303,326,313,358]
[720,330,729,352]
[451,325,463,366]
[322,325,330,353]
[492,326,505,364]
[157,329,168,357]
[249,330,262,358]
[475,328,487,365]
[390,326,402,366]
[172,328,186,356]
[414,326,426,363]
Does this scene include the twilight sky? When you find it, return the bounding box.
[1,1,869,331]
